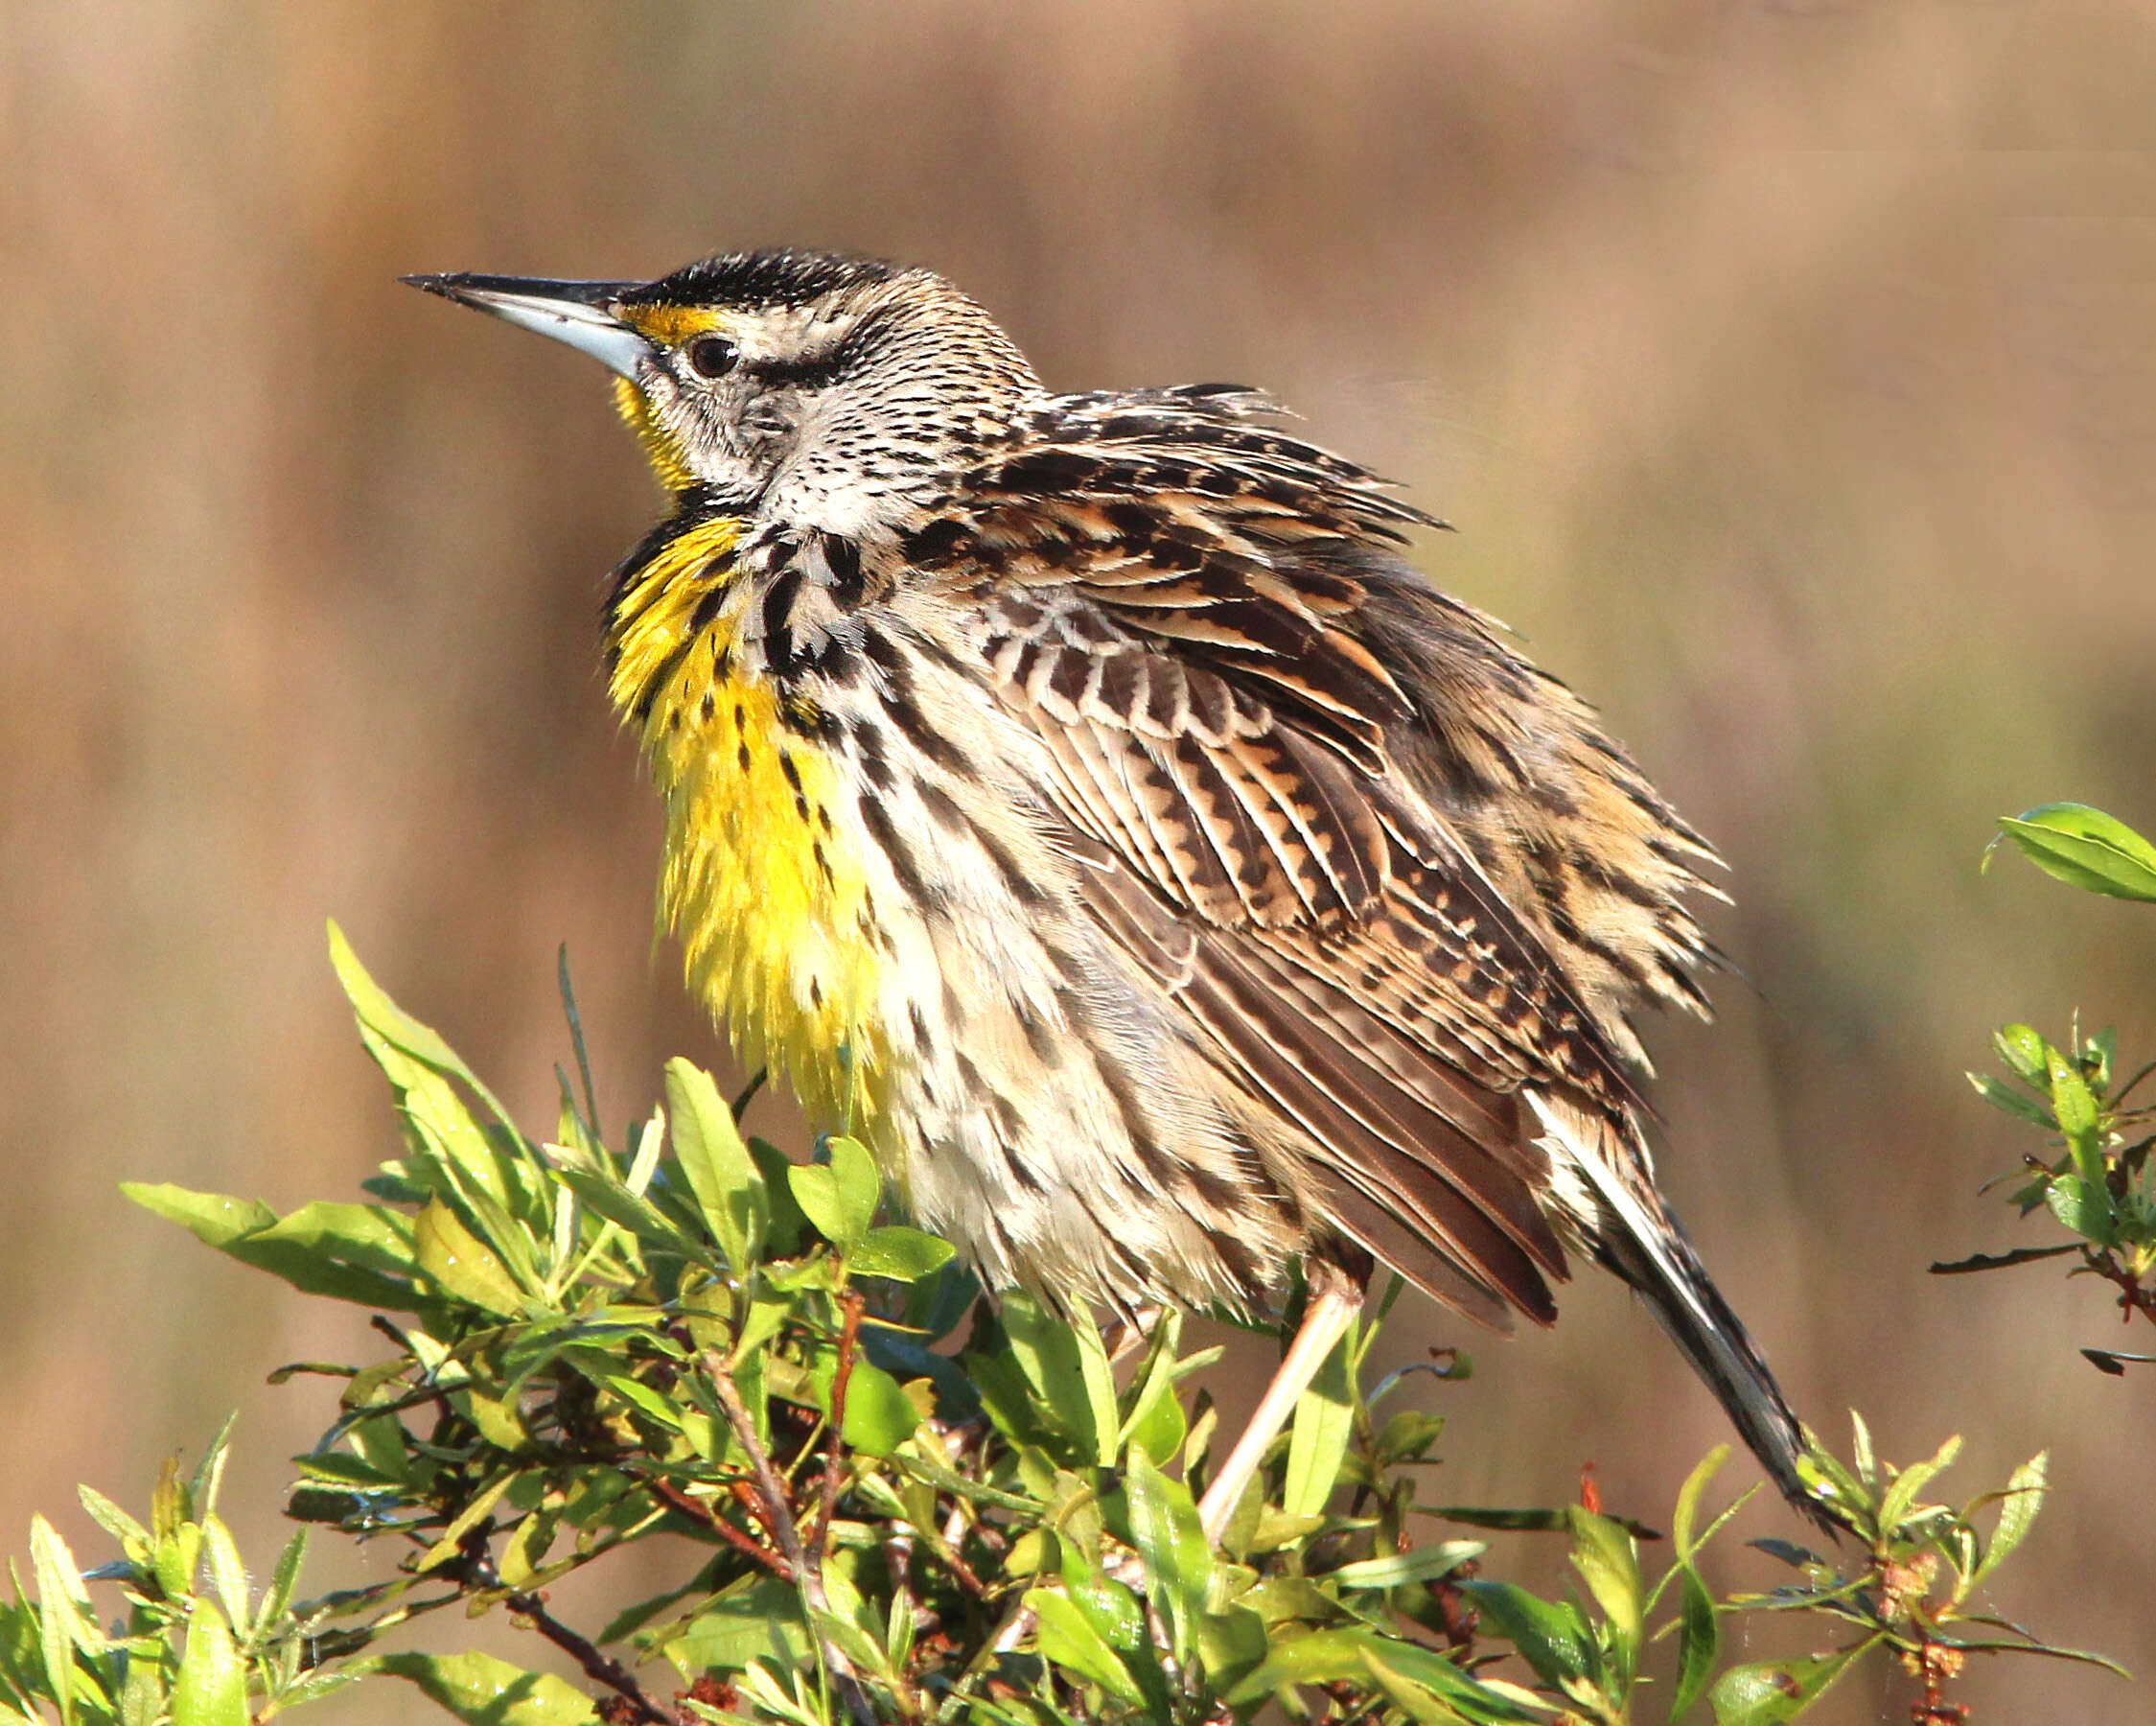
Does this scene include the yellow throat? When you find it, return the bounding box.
[606,513,888,1130]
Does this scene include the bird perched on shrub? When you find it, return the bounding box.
[411,249,1827,1538]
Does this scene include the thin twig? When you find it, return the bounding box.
[707,1364,811,1577]
[636,1473,792,1581]
[509,1590,677,1726]
[813,1291,866,1566]
[707,1352,875,1726]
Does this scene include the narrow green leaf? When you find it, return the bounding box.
[1847,1411,1877,1488]
[1971,1453,2046,1586]
[414,1198,525,1317]
[1123,1447,1211,1664]
[663,1059,762,1271]
[1456,1580,1596,1687]
[1072,1318,1121,1469]
[255,1529,309,1637]
[1565,1508,1642,1676]
[1359,1649,1479,1725]
[1877,1434,1961,1534]
[1670,1446,1729,1557]
[123,1186,424,1312]
[1994,805,2156,902]
[327,923,515,1114]
[999,1293,1108,1467]
[1669,1564,1718,1723]
[1327,1540,1484,1591]
[198,1518,249,1646]
[1283,1323,1355,1519]
[1028,1590,1142,1703]
[30,1518,94,1726]
[1964,1073,2054,1129]
[600,1374,684,1433]
[362,1651,599,1726]
[75,1486,147,1553]
[173,1604,245,1726]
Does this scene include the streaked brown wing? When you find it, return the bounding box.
[910,393,1667,1323]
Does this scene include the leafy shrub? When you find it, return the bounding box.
[0,926,2121,1725]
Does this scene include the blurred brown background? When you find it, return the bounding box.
[5,2,2153,1719]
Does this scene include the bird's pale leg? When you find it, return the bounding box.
[1195,1273,1364,1546]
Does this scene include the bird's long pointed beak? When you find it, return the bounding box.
[403,273,653,382]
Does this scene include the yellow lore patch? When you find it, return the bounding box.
[607,516,887,1129]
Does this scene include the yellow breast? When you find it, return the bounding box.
[608,517,888,1128]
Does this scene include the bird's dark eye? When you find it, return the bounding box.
[684,334,739,379]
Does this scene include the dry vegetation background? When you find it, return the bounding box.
[4,3,2154,1720]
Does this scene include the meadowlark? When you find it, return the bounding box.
[410,249,1824,1537]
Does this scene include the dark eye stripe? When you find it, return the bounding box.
[744,351,846,390]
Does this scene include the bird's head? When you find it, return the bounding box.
[407,248,1041,536]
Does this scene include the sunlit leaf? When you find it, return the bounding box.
[1029,1590,1142,1704]
[1991,805,2156,902]
[1971,1453,2046,1586]
[172,1602,245,1726]
[362,1651,599,1726]
[413,1198,525,1317]
[844,1226,954,1282]
[663,1059,762,1272]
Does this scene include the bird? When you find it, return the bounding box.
[407,248,1827,1540]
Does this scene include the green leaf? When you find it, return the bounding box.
[661,1579,814,1682]
[1709,1642,1873,1724]
[1360,1649,1480,1725]
[1971,1453,2046,1586]
[414,1198,526,1317]
[1964,1073,2054,1129]
[1123,1447,1211,1664]
[1671,1447,1728,1558]
[836,1361,921,1458]
[1565,1508,1643,1677]
[1226,1627,1540,1720]
[1327,1541,1484,1591]
[1669,1564,1718,1724]
[1456,1580,1595,1688]
[2045,1176,2117,1248]
[999,1293,1114,1467]
[844,1226,955,1282]
[1876,1434,1960,1534]
[2046,1048,2100,1147]
[363,1651,599,1726]
[173,1604,245,1726]
[1028,1590,1142,1704]
[30,1517,96,1726]
[1993,805,2156,902]
[255,1529,309,1637]
[75,1486,148,1553]
[1283,1321,1356,1519]
[663,1059,762,1271]
[328,923,514,1113]
[1993,1024,2050,1086]
[124,1185,426,1311]
[787,1137,879,1254]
